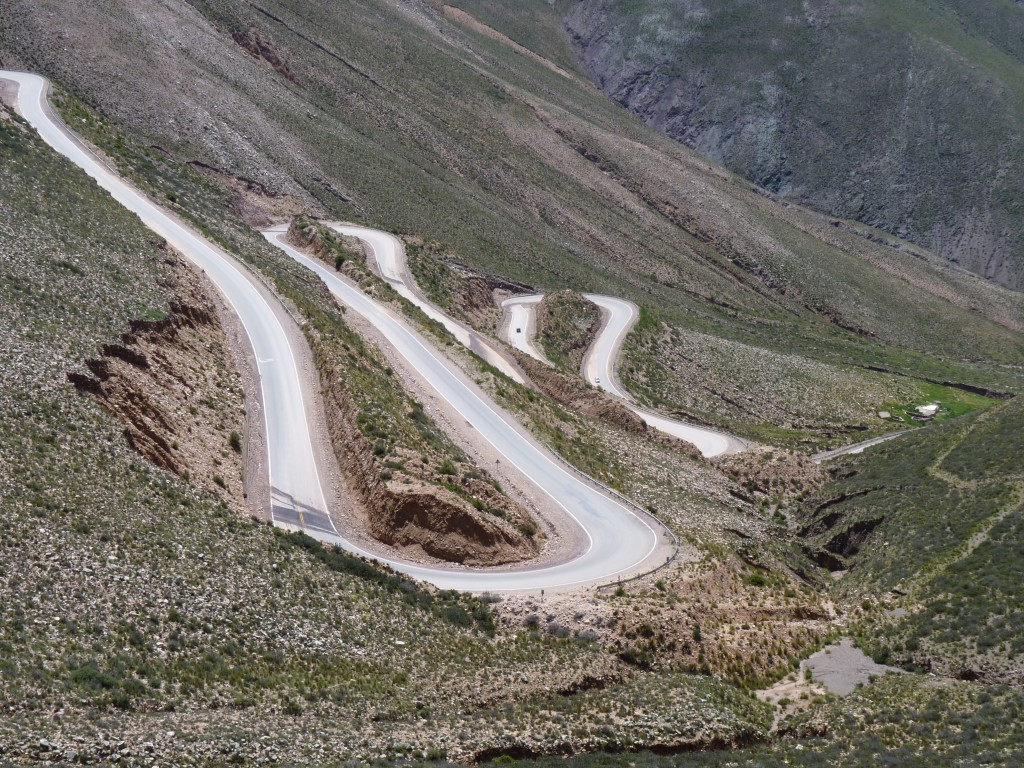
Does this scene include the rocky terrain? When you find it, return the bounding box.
[0,94,775,765]
[716,447,827,504]
[515,351,699,455]
[618,314,996,449]
[559,0,1024,291]
[405,236,532,335]
[67,250,248,513]
[2,0,1024,765]
[3,0,1023,399]
[801,396,1024,686]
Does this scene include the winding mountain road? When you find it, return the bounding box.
[503,294,549,363]
[336,225,525,384]
[323,228,742,458]
[264,227,669,590]
[4,70,669,592]
[500,295,744,458]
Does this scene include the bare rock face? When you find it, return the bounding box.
[563,0,1024,289]
[284,219,539,564]
[462,275,498,315]
[230,26,299,84]
[452,271,526,332]
[450,264,532,333]
[68,250,247,511]
[373,485,530,565]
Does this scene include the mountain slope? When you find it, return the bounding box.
[560,0,1024,290]
[0,88,774,766]
[2,0,1022,447]
[798,395,1024,683]
[0,0,1020,341]
[3,2,1024,764]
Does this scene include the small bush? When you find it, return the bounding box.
[618,646,652,668]
[747,572,767,587]
[70,662,118,690]
[546,623,571,639]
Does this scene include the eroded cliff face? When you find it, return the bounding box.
[68,250,247,511]
[563,0,1024,290]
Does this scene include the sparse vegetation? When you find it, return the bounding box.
[0,98,768,764]
[2,0,1024,764]
[535,290,601,373]
[798,396,1024,684]
[8,0,1022,440]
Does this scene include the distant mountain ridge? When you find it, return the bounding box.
[561,0,1024,290]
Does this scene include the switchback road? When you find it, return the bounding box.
[500,294,743,457]
[3,70,669,592]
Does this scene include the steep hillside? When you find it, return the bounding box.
[560,0,1024,290]
[798,396,1024,684]
[2,0,1023,449]
[3,1,1024,764]
[535,290,601,373]
[0,92,776,766]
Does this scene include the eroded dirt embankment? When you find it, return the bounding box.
[314,355,538,566]
[288,218,540,566]
[68,248,247,512]
[285,217,366,262]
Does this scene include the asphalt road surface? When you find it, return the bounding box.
[501,294,548,362]
[329,224,525,383]
[811,430,914,463]
[1,71,330,523]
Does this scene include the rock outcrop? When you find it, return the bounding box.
[563,0,1024,289]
